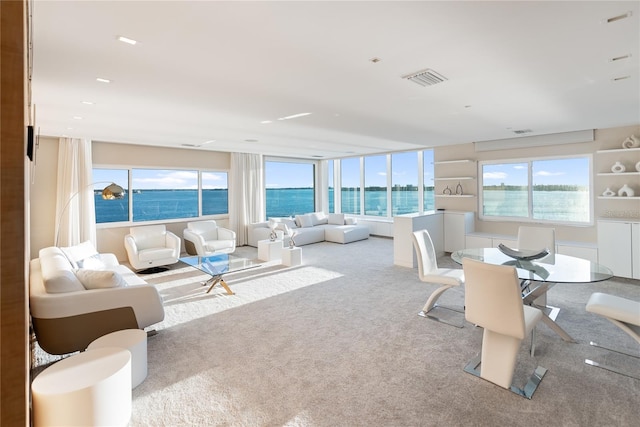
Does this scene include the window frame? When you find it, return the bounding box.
[478,154,594,226]
[264,157,317,218]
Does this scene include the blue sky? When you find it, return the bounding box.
[93,169,228,190]
[482,158,590,186]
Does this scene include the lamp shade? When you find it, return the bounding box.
[101,183,125,200]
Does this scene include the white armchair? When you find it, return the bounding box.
[183,220,236,256]
[124,225,181,272]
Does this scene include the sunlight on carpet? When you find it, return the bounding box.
[147,264,344,330]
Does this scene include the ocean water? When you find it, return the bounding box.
[95,188,589,223]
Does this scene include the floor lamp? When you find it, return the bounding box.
[55,182,125,247]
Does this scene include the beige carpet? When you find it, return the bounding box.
[34,237,640,426]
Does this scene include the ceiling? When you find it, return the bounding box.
[30,1,640,159]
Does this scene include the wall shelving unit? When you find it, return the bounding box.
[595,147,640,200]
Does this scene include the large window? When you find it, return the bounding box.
[423,150,435,211]
[392,152,419,215]
[93,168,228,224]
[328,160,334,213]
[364,155,387,216]
[341,157,361,215]
[265,160,315,218]
[480,156,591,224]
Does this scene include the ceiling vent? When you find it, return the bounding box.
[402,68,447,87]
[512,129,533,135]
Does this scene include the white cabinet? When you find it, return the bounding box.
[597,219,640,279]
[443,211,474,252]
[393,212,443,268]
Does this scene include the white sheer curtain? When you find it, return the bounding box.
[55,138,96,247]
[229,152,264,246]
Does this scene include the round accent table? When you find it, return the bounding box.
[31,347,132,427]
[87,328,148,388]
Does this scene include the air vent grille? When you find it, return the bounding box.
[402,68,447,87]
[513,129,533,135]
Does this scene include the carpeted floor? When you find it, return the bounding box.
[34,237,640,426]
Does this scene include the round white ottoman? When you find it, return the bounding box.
[88,328,148,388]
[31,347,131,427]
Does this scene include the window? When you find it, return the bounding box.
[392,152,419,215]
[340,157,361,215]
[328,160,335,213]
[94,168,228,224]
[480,156,591,224]
[265,160,315,218]
[202,172,229,216]
[364,155,387,216]
[423,150,435,211]
[93,169,129,223]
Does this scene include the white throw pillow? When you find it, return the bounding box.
[275,223,291,235]
[310,211,328,225]
[345,217,357,225]
[328,213,345,225]
[77,253,105,269]
[298,214,314,228]
[61,240,99,269]
[76,269,126,290]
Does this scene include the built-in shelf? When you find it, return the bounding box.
[434,159,475,165]
[598,196,640,200]
[597,172,640,176]
[435,195,475,198]
[596,147,640,154]
[434,176,475,181]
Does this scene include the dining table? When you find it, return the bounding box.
[451,248,614,343]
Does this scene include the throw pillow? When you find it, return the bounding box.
[328,213,345,225]
[299,214,314,228]
[77,253,105,269]
[345,217,358,225]
[275,223,291,235]
[310,211,328,226]
[76,269,126,290]
[60,240,99,269]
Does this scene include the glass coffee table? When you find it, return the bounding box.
[179,253,261,295]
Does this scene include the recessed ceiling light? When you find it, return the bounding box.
[244,139,258,142]
[612,75,631,81]
[369,57,382,63]
[96,77,111,83]
[605,11,632,23]
[260,120,273,124]
[73,116,82,120]
[277,112,312,121]
[81,101,94,105]
[117,35,138,45]
[609,54,632,62]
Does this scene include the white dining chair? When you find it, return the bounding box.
[412,229,465,327]
[462,257,547,399]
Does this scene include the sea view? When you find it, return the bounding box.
[95,188,589,223]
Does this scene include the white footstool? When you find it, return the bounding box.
[32,347,131,427]
[88,329,148,388]
[282,247,302,266]
[258,239,283,261]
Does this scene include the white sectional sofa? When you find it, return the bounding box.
[248,212,369,247]
[29,242,165,355]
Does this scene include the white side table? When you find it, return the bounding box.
[282,246,302,266]
[258,239,283,261]
[31,347,132,427]
[87,329,148,388]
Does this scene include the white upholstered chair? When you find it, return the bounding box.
[462,258,547,399]
[412,229,465,327]
[183,220,236,256]
[517,226,556,305]
[584,292,640,379]
[124,225,181,272]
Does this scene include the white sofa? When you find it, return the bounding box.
[29,243,165,355]
[248,212,369,247]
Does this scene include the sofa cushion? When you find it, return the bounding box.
[60,240,100,269]
[39,247,85,293]
[296,214,314,228]
[310,211,328,225]
[76,269,126,289]
[77,253,105,269]
[328,213,345,225]
[269,217,297,229]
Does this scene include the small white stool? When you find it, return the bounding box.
[32,347,131,427]
[88,329,148,388]
[282,247,302,266]
[258,239,283,261]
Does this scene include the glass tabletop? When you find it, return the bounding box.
[451,248,613,283]
[179,253,261,277]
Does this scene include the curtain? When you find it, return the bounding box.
[55,138,96,247]
[229,152,264,246]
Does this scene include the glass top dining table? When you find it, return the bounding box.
[451,248,613,283]
[451,248,613,343]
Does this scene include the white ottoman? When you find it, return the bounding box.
[88,329,148,388]
[32,347,131,427]
[325,225,370,244]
